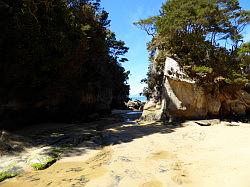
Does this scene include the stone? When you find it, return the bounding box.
[237,90,250,110]
[207,94,221,116]
[143,99,157,110]
[142,56,249,120]
[140,109,163,121]
[226,100,246,116]
[143,57,210,120]
[195,119,220,126]
[126,100,144,111]
[164,78,208,118]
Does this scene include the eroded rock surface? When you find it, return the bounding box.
[142,57,250,120]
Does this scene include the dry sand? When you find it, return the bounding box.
[1,120,250,187]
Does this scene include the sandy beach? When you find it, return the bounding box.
[1,119,250,187]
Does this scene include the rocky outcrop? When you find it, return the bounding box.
[221,90,250,116]
[142,57,250,121]
[126,100,145,111]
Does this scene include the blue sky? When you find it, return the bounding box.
[101,0,250,96]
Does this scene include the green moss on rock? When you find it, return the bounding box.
[31,157,56,170]
[0,172,16,182]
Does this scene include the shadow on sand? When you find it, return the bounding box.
[0,111,184,158]
[100,120,183,146]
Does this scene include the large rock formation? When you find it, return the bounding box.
[142,57,250,121]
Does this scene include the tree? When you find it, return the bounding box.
[0,0,130,126]
[135,0,250,96]
[238,42,250,79]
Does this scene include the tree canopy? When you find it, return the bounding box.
[135,0,250,96]
[0,0,130,124]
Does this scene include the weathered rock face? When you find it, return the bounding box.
[221,90,250,116]
[126,100,145,111]
[0,87,113,129]
[142,57,250,121]
[164,79,208,118]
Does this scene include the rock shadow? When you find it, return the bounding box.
[101,121,184,146]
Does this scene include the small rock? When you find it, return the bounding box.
[195,119,220,126]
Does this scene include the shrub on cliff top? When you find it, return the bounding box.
[135,0,250,95]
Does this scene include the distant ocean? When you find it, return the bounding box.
[130,95,147,102]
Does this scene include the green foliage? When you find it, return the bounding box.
[136,0,249,96]
[192,66,213,74]
[0,0,130,120]
[31,157,57,170]
[238,42,250,54]
[141,59,164,98]
[134,16,157,36]
[238,42,250,74]
[231,71,249,85]
[0,172,16,182]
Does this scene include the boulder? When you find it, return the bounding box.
[143,99,157,110]
[126,100,145,111]
[164,78,208,118]
[195,119,221,126]
[142,57,210,120]
[140,108,163,121]
[142,57,249,120]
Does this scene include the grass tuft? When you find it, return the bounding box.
[31,157,56,170]
[0,172,16,182]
